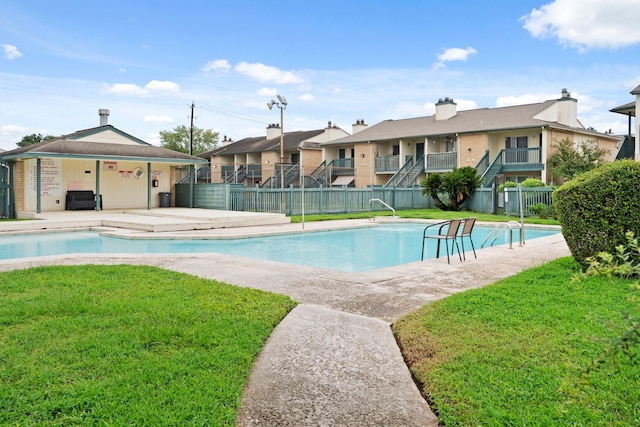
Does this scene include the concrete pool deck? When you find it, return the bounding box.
[0,209,571,426]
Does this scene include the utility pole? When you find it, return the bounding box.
[189,101,195,156]
[188,101,195,208]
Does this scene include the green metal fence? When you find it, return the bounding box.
[503,187,554,216]
[176,184,432,215]
[176,183,553,217]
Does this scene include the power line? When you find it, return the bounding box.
[198,103,269,125]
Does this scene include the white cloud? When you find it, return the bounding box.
[496,92,558,107]
[201,59,231,72]
[453,99,479,111]
[235,62,304,84]
[103,80,180,97]
[257,87,277,97]
[433,47,477,69]
[104,83,148,97]
[146,132,161,146]
[521,0,640,50]
[144,115,174,123]
[495,90,603,114]
[0,124,28,136]
[299,93,314,102]
[145,80,179,92]
[2,44,22,60]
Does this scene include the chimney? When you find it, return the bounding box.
[352,119,368,134]
[557,88,577,127]
[266,123,281,140]
[98,109,110,126]
[435,97,457,121]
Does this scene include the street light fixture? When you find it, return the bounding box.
[267,95,288,191]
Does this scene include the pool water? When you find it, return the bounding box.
[0,223,559,272]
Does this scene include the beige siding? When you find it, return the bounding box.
[300,149,322,174]
[354,143,373,188]
[262,152,279,184]
[21,158,173,212]
[457,134,486,168]
[72,129,142,145]
[14,161,24,212]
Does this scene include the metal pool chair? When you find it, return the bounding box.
[421,219,463,264]
[458,217,477,260]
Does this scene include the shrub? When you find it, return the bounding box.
[553,160,640,269]
[497,181,517,192]
[529,202,552,218]
[420,167,482,211]
[520,178,547,188]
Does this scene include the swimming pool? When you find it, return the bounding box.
[0,223,559,272]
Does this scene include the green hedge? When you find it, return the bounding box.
[553,160,640,269]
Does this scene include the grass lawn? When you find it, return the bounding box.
[290,208,560,226]
[0,265,296,426]
[393,257,640,426]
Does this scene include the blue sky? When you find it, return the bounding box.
[1,0,640,151]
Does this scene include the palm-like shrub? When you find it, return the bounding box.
[420,166,482,211]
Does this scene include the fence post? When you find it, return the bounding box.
[288,184,293,216]
[344,185,348,213]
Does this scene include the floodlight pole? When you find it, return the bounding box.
[267,96,288,212]
[279,106,285,191]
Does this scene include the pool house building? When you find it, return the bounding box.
[0,109,206,218]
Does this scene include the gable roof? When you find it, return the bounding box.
[64,124,151,145]
[326,99,586,145]
[200,129,325,158]
[0,125,206,164]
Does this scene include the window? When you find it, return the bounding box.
[505,136,528,162]
[445,140,456,152]
[392,145,400,155]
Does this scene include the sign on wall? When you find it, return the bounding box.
[28,158,62,196]
[103,161,117,171]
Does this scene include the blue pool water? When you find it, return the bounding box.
[0,223,559,272]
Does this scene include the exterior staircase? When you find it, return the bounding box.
[615,135,635,160]
[394,156,425,188]
[383,156,414,188]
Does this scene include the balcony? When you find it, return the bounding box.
[501,147,543,171]
[425,151,457,172]
[328,158,355,176]
[375,155,400,173]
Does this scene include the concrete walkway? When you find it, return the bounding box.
[0,212,571,426]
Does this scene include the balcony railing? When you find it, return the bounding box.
[328,158,355,176]
[425,151,457,171]
[501,147,542,171]
[375,155,400,173]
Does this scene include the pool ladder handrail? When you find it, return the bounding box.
[481,220,524,249]
[368,198,397,220]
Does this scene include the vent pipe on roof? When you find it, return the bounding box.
[99,109,110,126]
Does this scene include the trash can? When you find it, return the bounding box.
[159,192,171,208]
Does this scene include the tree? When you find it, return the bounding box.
[17,133,57,147]
[159,125,219,155]
[548,138,608,182]
[420,166,482,211]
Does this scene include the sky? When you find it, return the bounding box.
[1,0,640,151]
